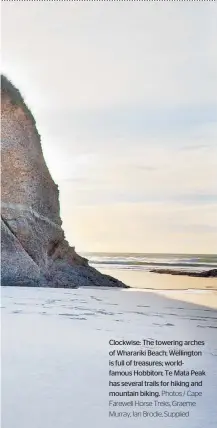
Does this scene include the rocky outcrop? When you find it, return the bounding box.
[1,75,128,288]
[151,268,217,278]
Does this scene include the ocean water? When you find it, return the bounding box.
[83,252,217,272]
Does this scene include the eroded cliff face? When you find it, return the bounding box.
[1,75,127,288]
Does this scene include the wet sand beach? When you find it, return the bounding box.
[2,282,217,428]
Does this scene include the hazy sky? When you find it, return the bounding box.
[2,1,217,253]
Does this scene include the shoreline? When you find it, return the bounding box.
[2,283,217,310]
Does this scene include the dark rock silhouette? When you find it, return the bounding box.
[151,268,217,278]
[1,75,128,288]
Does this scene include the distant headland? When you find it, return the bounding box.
[151,269,217,278]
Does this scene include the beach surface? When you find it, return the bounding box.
[2,279,217,428]
[100,268,217,309]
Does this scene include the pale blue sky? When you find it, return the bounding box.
[2,1,217,252]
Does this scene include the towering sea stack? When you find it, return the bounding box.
[1,75,127,288]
